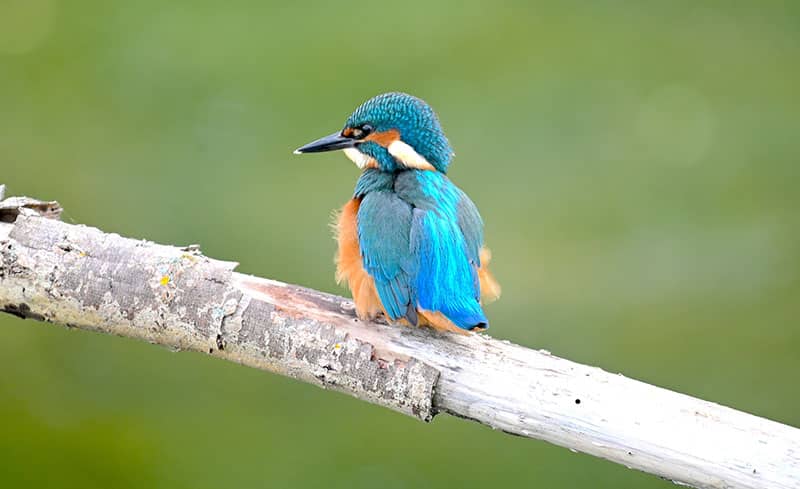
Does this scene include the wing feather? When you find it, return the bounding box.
[357,191,417,323]
[397,171,489,329]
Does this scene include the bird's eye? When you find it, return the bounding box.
[349,124,373,140]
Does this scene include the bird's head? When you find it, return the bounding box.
[294,92,453,173]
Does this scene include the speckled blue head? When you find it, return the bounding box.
[295,92,454,174]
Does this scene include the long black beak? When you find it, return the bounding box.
[293,132,356,154]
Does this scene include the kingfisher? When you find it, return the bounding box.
[294,92,500,334]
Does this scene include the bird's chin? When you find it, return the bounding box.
[343,147,377,169]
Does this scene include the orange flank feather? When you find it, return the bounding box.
[364,129,400,147]
[334,199,385,320]
[478,247,501,303]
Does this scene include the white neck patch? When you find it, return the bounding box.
[343,140,437,171]
[343,147,375,169]
[387,140,436,171]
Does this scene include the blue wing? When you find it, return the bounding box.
[404,172,487,329]
[357,190,419,324]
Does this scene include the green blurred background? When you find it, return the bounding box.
[1,0,798,487]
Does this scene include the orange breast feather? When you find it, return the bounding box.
[334,199,385,320]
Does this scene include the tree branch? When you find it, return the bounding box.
[0,189,798,489]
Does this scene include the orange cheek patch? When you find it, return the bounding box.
[365,129,400,148]
[342,127,354,138]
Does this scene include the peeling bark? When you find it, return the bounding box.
[0,190,798,489]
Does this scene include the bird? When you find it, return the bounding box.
[294,92,500,334]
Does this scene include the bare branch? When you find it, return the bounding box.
[0,189,798,489]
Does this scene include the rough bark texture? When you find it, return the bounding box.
[1,190,798,489]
